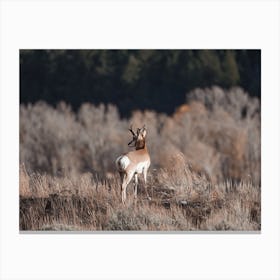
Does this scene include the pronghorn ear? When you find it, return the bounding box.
[142,130,146,138]
[140,124,146,130]
[141,125,147,137]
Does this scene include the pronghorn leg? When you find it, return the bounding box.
[119,172,125,202]
[121,172,134,204]
[134,173,138,199]
[143,168,151,200]
[121,183,127,204]
[119,172,125,186]
[119,172,125,196]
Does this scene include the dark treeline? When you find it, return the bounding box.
[20,50,260,117]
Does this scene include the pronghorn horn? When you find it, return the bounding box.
[129,125,136,136]
[141,124,146,131]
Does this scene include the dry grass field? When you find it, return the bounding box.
[20,87,261,231]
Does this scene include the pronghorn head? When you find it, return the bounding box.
[128,125,147,149]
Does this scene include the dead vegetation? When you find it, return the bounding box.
[19,87,261,231]
[19,158,260,231]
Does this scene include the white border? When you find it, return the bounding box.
[1,1,279,279]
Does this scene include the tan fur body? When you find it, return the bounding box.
[115,126,150,204]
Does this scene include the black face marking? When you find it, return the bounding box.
[128,126,147,147]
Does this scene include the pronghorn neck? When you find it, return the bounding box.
[135,139,146,150]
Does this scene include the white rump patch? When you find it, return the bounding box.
[116,156,130,171]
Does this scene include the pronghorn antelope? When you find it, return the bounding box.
[115,125,151,204]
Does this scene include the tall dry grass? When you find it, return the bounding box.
[20,159,260,231]
[20,86,261,231]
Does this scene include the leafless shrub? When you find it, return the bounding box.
[20,102,85,175]
[185,86,260,184]
[20,87,260,185]
[187,86,260,121]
